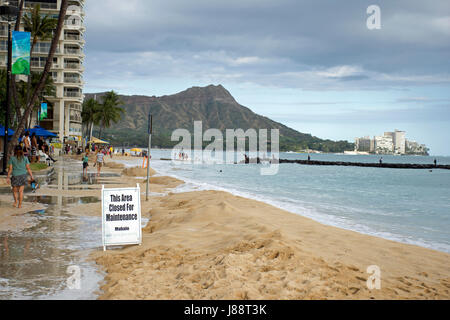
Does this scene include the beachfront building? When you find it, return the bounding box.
[356,129,428,155]
[355,136,375,153]
[0,0,85,145]
[386,130,406,155]
[406,140,429,155]
[374,135,394,154]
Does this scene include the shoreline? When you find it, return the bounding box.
[91,157,450,300]
[1,155,448,299]
[115,156,450,254]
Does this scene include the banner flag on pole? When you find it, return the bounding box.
[12,31,31,75]
[40,103,48,121]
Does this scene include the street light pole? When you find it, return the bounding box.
[146,113,152,201]
[1,4,18,175]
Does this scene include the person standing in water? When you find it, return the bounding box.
[6,146,34,209]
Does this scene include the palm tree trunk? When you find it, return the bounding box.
[25,40,37,107]
[14,0,25,31]
[7,0,69,159]
[90,122,94,141]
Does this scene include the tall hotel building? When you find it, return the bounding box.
[0,0,85,144]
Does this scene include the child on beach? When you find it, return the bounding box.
[6,146,34,209]
[82,153,89,179]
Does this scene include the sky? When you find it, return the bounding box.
[82,0,450,156]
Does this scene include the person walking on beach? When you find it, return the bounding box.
[6,146,34,209]
[82,152,89,179]
[95,149,105,177]
[434,159,437,167]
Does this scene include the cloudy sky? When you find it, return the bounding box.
[82,0,450,155]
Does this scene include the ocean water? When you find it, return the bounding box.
[116,150,450,253]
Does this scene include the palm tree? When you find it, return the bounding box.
[95,91,125,139]
[82,98,101,142]
[23,4,58,54]
[8,0,69,159]
[23,4,58,103]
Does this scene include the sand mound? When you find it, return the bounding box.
[104,162,125,169]
[93,190,450,300]
[122,167,156,177]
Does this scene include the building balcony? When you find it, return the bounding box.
[64,91,82,98]
[64,76,81,82]
[25,2,58,10]
[64,48,82,55]
[30,62,46,68]
[33,48,51,55]
[64,34,82,41]
[64,63,82,70]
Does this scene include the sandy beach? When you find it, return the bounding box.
[90,158,450,300]
[1,156,449,299]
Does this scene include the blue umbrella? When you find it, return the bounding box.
[29,126,57,138]
[0,125,15,137]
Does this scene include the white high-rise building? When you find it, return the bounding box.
[0,0,85,145]
[375,135,394,154]
[393,130,406,154]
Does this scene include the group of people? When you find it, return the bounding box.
[82,147,107,179]
[90,144,114,159]
[19,131,56,164]
[178,149,189,161]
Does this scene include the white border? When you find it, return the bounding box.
[102,184,142,251]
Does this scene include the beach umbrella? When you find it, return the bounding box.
[0,125,15,137]
[29,126,57,138]
[131,148,142,152]
[88,137,109,145]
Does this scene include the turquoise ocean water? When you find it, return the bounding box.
[118,151,450,253]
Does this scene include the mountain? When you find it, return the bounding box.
[85,85,354,152]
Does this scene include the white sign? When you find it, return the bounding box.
[102,184,142,251]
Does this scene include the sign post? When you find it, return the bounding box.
[146,114,152,201]
[102,184,142,251]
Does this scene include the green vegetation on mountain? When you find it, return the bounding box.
[86,85,354,152]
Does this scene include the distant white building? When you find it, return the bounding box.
[356,129,428,155]
[393,130,406,154]
[375,135,394,154]
[406,140,429,155]
[355,136,374,153]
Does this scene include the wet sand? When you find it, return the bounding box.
[91,162,450,300]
